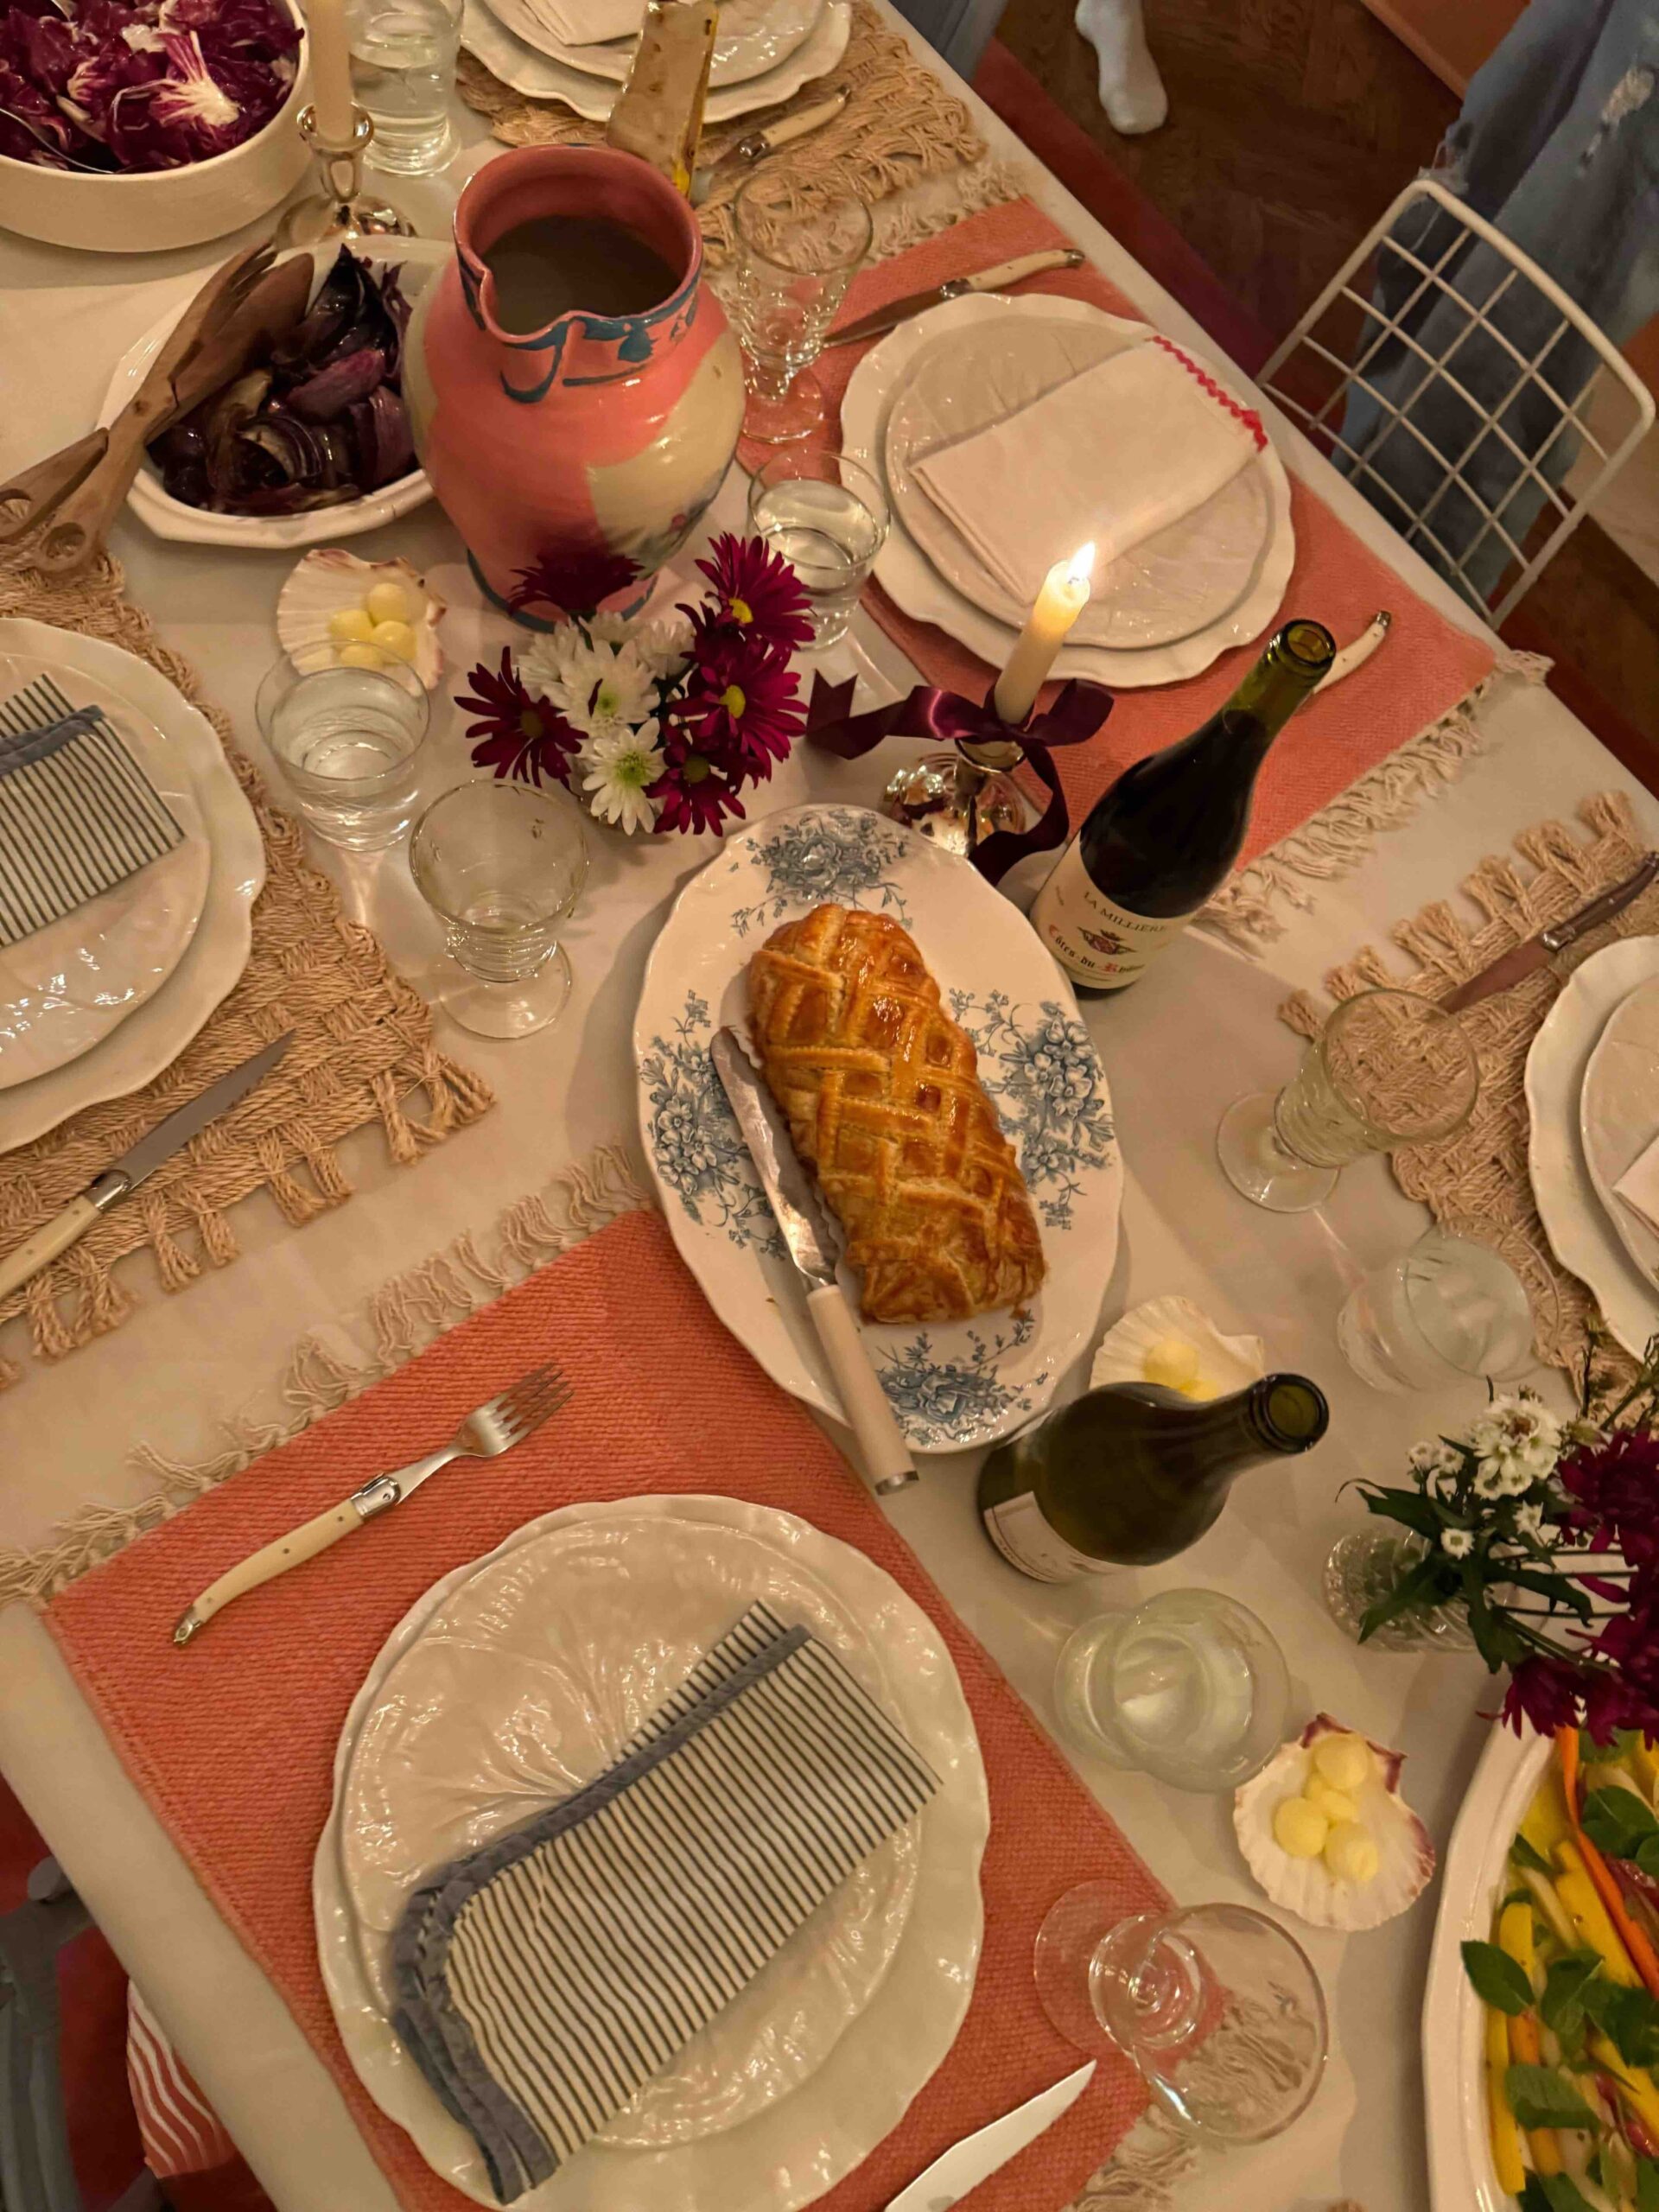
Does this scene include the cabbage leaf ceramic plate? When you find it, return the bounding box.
[632,804,1122,1451]
[1524,936,1659,1357]
[315,1492,988,2212]
[1579,971,1659,1290]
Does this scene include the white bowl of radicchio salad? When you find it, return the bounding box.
[0,0,309,251]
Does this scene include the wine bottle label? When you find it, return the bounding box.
[982,1491,1112,1584]
[1031,841,1202,989]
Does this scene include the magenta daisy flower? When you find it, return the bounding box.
[649,722,749,836]
[677,632,804,775]
[456,651,582,787]
[693,532,813,653]
[510,543,640,623]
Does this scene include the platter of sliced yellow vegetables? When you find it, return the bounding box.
[1426,1721,1659,2212]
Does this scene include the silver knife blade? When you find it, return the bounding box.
[106,1032,293,1194]
[1441,854,1659,1014]
[886,2062,1096,2212]
[710,1028,836,1288]
[823,249,1085,349]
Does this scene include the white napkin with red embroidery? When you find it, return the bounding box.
[912,334,1268,607]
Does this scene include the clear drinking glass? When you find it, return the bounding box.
[409,780,588,1039]
[346,0,461,175]
[255,659,429,851]
[727,172,873,444]
[1034,1895,1327,2144]
[1053,1590,1290,1792]
[1217,988,1480,1213]
[747,448,888,647]
[1336,1219,1557,1391]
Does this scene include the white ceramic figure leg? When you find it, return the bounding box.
[1074,0,1168,134]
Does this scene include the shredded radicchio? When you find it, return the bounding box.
[0,0,299,172]
[150,247,418,516]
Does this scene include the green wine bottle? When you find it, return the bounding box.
[977,1375,1329,1583]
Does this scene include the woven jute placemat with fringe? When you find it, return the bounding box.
[456,0,1024,266]
[0,533,493,1389]
[1281,790,1659,1394]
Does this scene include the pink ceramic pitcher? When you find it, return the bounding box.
[405,146,745,623]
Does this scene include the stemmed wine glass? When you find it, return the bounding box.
[1217,987,1480,1212]
[1033,1891,1327,2145]
[726,171,873,445]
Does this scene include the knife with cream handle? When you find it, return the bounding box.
[690,87,850,201]
[885,2063,1096,2212]
[824,249,1087,347]
[711,1027,917,1496]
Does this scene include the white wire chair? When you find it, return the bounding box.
[1259,177,1656,626]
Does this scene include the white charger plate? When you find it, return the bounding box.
[0,621,264,1154]
[886,317,1271,651]
[315,1491,988,2212]
[632,803,1122,1452]
[842,292,1296,690]
[1421,1719,1547,2212]
[1580,971,1659,1291]
[1524,936,1659,1357]
[461,0,849,122]
[482,0,823,86]
[0,649,209,1090]
[98,240,450,554]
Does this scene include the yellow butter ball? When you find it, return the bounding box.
[365,581,412,626]
[337,642,386,670]
[1143,1338,1202,1395]
[1323,1821,1380,1885]
[1273,1796,1329,1859]
[1312,1733,1374,1793]
[328,607,375,644]
[1304,1776,1359,1825]
[370,620,416,661]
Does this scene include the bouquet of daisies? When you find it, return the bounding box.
[456,536,813,837]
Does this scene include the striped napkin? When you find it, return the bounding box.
[0,674,182,950]
[391,1602,938,2202]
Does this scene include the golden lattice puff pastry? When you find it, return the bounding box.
[747,903,1046,1325]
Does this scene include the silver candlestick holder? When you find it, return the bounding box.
[274,105,416,249]
[882,734,1029,857]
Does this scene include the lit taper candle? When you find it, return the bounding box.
[304,0,357,144]
[993,543,1095,728]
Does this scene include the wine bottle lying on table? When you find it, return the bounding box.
[1031,620,1336,990]
[978,1375,1330,1584]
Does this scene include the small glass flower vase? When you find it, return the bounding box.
[1323,1529,1478,1653]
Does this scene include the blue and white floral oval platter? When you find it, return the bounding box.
[633,803,1122,1453]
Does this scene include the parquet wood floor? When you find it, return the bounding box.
[987,0,1659,770]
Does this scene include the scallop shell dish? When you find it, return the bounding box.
[276,550,444,690]
[1090,1295,1266,1400]
[1233,1713,1435,1931]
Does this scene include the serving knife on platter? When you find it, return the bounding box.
[823,248,1088,348]
[0,1032,292,1304]
[885,2062,1096,2212]
[1440,854,1659,1014]
[710,1027,917,1497]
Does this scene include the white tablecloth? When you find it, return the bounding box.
[0,21,1652,2209]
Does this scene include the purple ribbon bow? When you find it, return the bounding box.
[805,672,1113,884]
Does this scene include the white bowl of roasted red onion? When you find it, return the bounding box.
[0,0,309,251]
[98,238,448,548]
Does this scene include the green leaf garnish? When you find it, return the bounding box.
[1541,1953,1601,2044]
[1506,2063,1599,2133]
[1580,1979,1659,2069]
[1462,1939,1534,2015]
[1635,2156,1659,2212]
[1583,1784,1659,1863]
[1520,2175,1601,2212]
[1511,1834,1553,1876]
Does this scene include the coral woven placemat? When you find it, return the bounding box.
[810,200,1521,942]
[1282,791,1659,1390]
[0,536,492,1388]
[44,1206,1166,2212]
[457,0,1019,268]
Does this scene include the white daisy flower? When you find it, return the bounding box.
[1408,1440,1463,1485]
[1472,1459,1508,1499]
[590,610,690,683]
[580,720,663,835]
[1441,1527,1475,1559]
[518,632,659,736]
[1466,1395,1562,1496]
[1513,1502,1547,1541]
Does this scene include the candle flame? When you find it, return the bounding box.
[1068,543,1096,588]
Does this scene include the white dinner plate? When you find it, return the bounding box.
[885,316,1271,651]
[315,1491,988,2212]
[841,292,1296,690]
[99,240,450,554]
[1422,1718,1548,2212]
[1524,936,1659,1358]
[1580,971,1659,1291]
[0,622,264,1154]
[461,0,850,122]
[482,0,823,86]
[632,803,1122,1452]
[0,650,209,1091]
